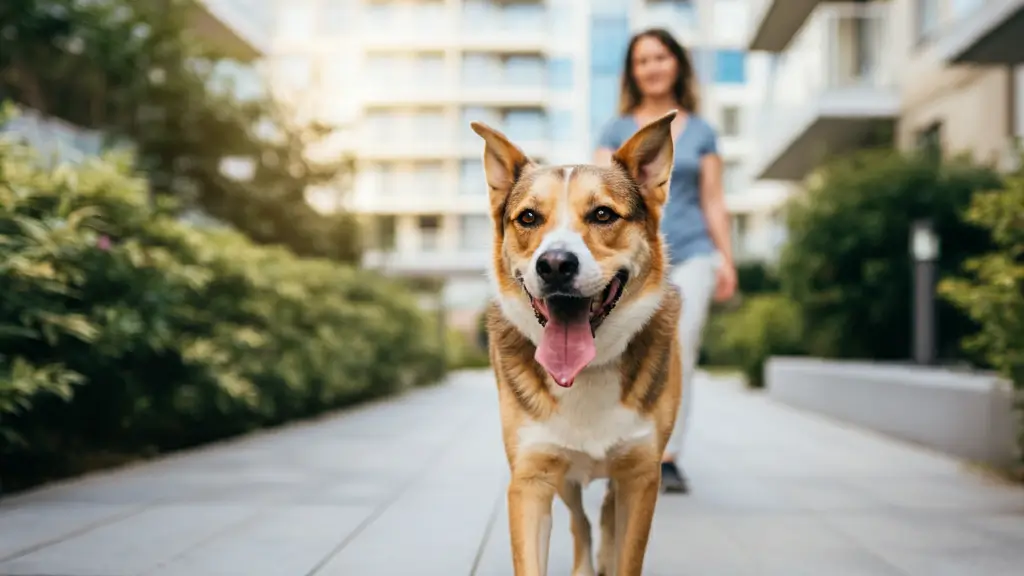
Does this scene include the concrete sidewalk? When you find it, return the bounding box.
[1,370,1021,575]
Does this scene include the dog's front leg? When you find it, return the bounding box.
[508,453,568,576]
[608,449,661,576]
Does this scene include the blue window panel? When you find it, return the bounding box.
[591,0,631,16]
[549,109,574,141]
[548,57,574,90]
[713,50,747,85]
[590,16,630,75]
[688,48,712,84]
[505,110,547,141]
[589,74,620,147]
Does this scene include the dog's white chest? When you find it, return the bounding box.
[517,370,654,481]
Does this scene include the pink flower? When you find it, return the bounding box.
[96,235,111,251]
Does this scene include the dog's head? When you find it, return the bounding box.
[471,111,676,388]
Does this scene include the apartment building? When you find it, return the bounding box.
[747,0,1023,185]
[264,0,593,327]
[261,1,793,330]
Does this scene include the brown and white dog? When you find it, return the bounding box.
[470,110,683,576]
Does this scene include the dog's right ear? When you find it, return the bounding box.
[470,122,535,219]
[612,110,676,208]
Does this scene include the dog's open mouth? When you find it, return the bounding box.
[527,269,628,334]
[519,270,629,388]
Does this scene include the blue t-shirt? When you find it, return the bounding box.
[597,114,718,266]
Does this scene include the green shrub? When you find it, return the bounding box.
[779,148,1003,362]
[445,327,491,370]
[939,170,1024,475]
[707,295,805,388]
[0,129,444,492]
[735,261,780,295]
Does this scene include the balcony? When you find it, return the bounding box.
[748,0,843,52]
[921,0,1024,65]
[189,0,267,61]
[362,250,490,277]
[751,2,899,181]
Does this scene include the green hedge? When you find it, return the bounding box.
[939,167,1024,475]
[0,131,445,493]
[778,148,1003,363]
[700,295,805,388]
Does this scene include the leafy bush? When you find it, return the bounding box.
[0,131,444,492]
[445,327,491,370]
[939,170,1024,474]
[701,295,804,388]
[736,261,780,295]
[779,148,1003,362]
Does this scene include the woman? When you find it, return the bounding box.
[594,28,737,494]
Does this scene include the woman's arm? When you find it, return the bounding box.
[699,153,733,265]
[699,147,737,302]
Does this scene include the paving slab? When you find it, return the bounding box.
[1,369,1021,576]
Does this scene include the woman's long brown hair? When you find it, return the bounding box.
[618,28,700,115]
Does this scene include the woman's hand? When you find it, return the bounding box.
[714,260,738,302]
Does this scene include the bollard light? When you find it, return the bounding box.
[911,219,940,262]
[910,218,939,365]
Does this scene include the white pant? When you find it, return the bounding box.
[665,252,721,461]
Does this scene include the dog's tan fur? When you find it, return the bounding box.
[471,111,684,576]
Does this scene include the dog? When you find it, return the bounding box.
[470,110,683,576]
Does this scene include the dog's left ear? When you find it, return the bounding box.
[612,110,676,207]
[470,121,536,222]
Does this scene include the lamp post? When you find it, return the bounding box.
[910,219,940,366]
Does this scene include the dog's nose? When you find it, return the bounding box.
[536,249,579,287]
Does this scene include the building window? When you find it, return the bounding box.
[460,160,485,195]
[720,105,741,137]
[590,16,630,75]
[915,0,939,44]
[419,215,442,252]
[376,162,399,195]
[590,74,619,146]
[916,122,942,163]
[413,108,446,141]
[504,55,547,86]
[713,50,746,85]
[459,214,491,251]
[550,109,574,142]
[371,215,397,251]
[723,161,742,196]
[731,213,750,259]
[548,57,574,90]
[504,108,547,141]
[413,161,444,195]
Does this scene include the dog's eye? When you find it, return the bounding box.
[591,206,620,224]
[515,210,540,227]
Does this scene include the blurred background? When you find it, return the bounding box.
[1,0,1022,493]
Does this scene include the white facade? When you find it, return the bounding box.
[261,0,795,323]
[748,0,1024,181]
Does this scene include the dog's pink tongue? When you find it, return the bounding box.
[535,317,596,387]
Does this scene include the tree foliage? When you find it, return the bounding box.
[778,148,1004,362]
[940,167,1024,473]
[0,0,361,261]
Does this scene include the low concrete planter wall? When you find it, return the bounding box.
[765,357,1018,470]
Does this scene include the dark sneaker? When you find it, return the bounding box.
[661,461,689,494]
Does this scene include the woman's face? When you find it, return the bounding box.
[630,36,679,99]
